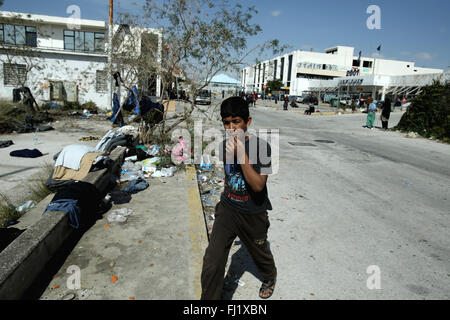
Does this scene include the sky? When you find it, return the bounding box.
[1,0,449,71]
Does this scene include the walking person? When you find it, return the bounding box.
[201,96,277,300]
[283,95,289,111]
[380,98,392,130]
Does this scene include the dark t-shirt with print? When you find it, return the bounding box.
[219,135,272,214]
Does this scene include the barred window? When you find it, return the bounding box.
[3,63,26,86]
[96,70,108,92]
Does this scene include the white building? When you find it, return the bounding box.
[242,45,443,99]
[0,10,162,110]
[206,73,240,95]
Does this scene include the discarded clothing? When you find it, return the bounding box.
[55,144,96,171]
[109,190,132,204]
[117,125,138,136]
[103,135,134,153]
[45,174,74,192]
[43,199,80,229]
[90,155,112,172]
[53,151,105,181]
[10,148,43,158]
[0,140,13,148]
[46,181,102,227]
[0,227,25,252]
[110,93,124,126]
[122,178,149,194]
[95,130,123,152]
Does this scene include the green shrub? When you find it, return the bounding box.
[81,101,99,113]
[394,81,450,140]
[63,101,82,110]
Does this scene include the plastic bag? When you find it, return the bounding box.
[200,154,211,171]
[16,200,36,213]
[152,166,177,178]
[147,145,160,156]
[107,208,133,223]
[120,161,145,182]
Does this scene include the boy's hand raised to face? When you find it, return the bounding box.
[225,129,246,163]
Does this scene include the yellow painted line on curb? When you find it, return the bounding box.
[186,164,208,299]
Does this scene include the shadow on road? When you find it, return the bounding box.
[222,240,272,300]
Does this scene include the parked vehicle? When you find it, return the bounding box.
[194,90,212,105]
[302,95,319,105]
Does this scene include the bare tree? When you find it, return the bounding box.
[112,0,286,146]
[0,13,47,112]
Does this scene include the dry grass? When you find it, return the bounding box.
[0,192,20,228]
[0,164,53,227]
[0,100,28,134]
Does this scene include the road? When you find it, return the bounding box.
[221,104,450,300]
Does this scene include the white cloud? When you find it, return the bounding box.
[415,52,434,60]
[271,10,281,17]
[370,52,384,59]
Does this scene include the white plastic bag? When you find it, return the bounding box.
[107,208,133,223]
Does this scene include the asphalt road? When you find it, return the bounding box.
[222,105,450,300]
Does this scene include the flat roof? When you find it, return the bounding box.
[0,10,107,29]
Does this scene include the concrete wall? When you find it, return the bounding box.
[0,51,109,108]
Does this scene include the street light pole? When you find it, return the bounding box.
[107,0,113,110]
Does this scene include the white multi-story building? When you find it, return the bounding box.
[0,10,162,110]
[242,45,443,99]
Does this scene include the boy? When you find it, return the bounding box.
[200,96,277,300]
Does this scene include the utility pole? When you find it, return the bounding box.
[107,0,113,110]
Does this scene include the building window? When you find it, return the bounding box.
[0,24,37,47]
[3,63,27,86]
[287,55,293,81]
[274,59,277,79]
[352,59,360,67]
[25,27,37,46]
[94,33,105,52]
[64,30,105,52]
[96,70,108,92]
[363,61,373,68]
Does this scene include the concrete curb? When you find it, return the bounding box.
[0,147,126,300]
[186,165,209,299]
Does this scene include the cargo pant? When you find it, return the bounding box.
[200,201,277,300]
[366,112,375,127]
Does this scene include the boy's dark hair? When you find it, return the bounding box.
[220,96,250,123]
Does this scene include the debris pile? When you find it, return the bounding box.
[196,158,224,236]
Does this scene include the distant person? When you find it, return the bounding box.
[380,98,392,130]
[283,95,289,111]
[304,103,313,115]
[364,97,377,129]
[246,93,253,106]
[252,92,257,107]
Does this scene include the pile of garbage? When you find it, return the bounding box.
[120,144,178,182]
[196,155,224,236]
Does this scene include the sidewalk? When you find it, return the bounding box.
[38,165,208,300]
